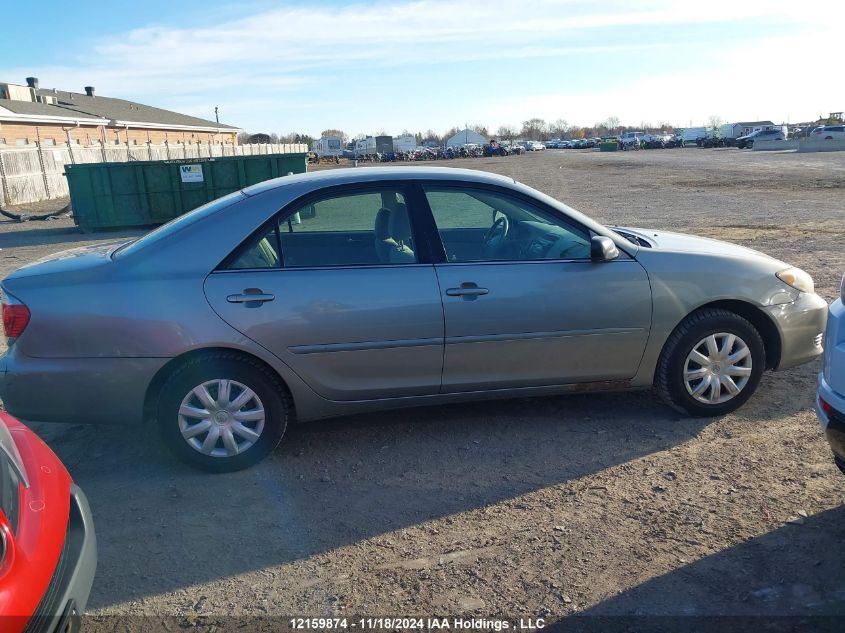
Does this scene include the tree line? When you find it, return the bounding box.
[238,118,679,146]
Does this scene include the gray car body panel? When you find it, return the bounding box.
[0,167,827,425]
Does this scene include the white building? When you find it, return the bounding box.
[393,134,416,152]
[446,128,487,147]
[719,121,775,140]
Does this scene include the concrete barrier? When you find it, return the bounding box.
[751,139,845,153]
[752,140,799,151]
[798,139,845,153]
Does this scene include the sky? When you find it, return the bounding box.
[1,0,841,136]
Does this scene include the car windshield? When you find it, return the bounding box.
[112,191,246,259]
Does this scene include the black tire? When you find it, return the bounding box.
[655,308,765,417]
[156,352,290,472]
[746,141,753,149]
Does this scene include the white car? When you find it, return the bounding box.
[525,141,545,151]
[812,125,845,140]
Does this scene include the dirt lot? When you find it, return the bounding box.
[1,148,844,631]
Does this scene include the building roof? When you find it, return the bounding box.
[34,89,238,130]
[0,82,238,132]
[0,97,99,118]
[733,121,774,127]
[446,128,487,145]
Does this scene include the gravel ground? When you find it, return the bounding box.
[1,148,844,631]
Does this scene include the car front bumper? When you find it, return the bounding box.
[22,485,97,633]
[764,291,828,370]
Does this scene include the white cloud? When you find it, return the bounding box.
[2,0,840,132]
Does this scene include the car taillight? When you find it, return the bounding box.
[2,302,30,338]
[819,397,832,416]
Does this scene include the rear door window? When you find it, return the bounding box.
[223,187,419,269]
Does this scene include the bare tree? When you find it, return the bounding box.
[277,132,314,146]
[604,116,621,134]
[707,115,724,130]
[468,123,489,137]
[521,118,547,140]
[497,125,517,141]
[550,119,570,138]
[422,129,441,145]
[320,129,348,142]
[442,127,461,143]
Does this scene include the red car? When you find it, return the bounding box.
[0,411,96,633]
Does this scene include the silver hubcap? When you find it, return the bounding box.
[683,333,752,405]
[178,379,265,457]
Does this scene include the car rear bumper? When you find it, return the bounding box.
[816,373,845,471]
[0,346,165,426]
[816,297,845,472]
[23,485,97,633]
[765,291,828,370]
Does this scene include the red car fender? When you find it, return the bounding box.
[0,412,72,631]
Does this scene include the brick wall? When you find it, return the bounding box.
[0,121,238,148]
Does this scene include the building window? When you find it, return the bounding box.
[15,139,29,146]
[0,138,6,145]
[42,138,56,146]
[90,139,101,146]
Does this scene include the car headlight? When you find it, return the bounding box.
[776,267,815,294]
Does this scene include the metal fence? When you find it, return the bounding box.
[0,142,308,206]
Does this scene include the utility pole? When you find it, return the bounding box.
[214,106,219,123]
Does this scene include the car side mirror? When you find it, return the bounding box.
[591,235,619,262]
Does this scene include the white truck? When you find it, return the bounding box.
[619,131,645,148]
[353,136,377,157]
[312,136,343,157]
[679,127,711,146]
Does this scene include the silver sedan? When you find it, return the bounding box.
[0,167,827,471]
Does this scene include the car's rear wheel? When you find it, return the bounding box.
[655,308,765,416]
[156,352,290,472]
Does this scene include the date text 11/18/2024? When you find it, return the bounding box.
[289,617,547,631]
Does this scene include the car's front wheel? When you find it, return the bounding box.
[655,309,765,416]
[156,352,290,472]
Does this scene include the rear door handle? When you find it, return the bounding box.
[227,289,275,304]
[446,287,489,296]
[446,283,489,300]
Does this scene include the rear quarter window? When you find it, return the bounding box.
[113,191,246,259]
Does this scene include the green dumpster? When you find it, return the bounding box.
[66,153,307,232]
[599,141,618,152]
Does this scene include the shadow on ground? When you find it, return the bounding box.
[36,391,709,609]
[555,504,845,632]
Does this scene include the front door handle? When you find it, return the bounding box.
[227,288,275,306]
[446,283,489,300]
